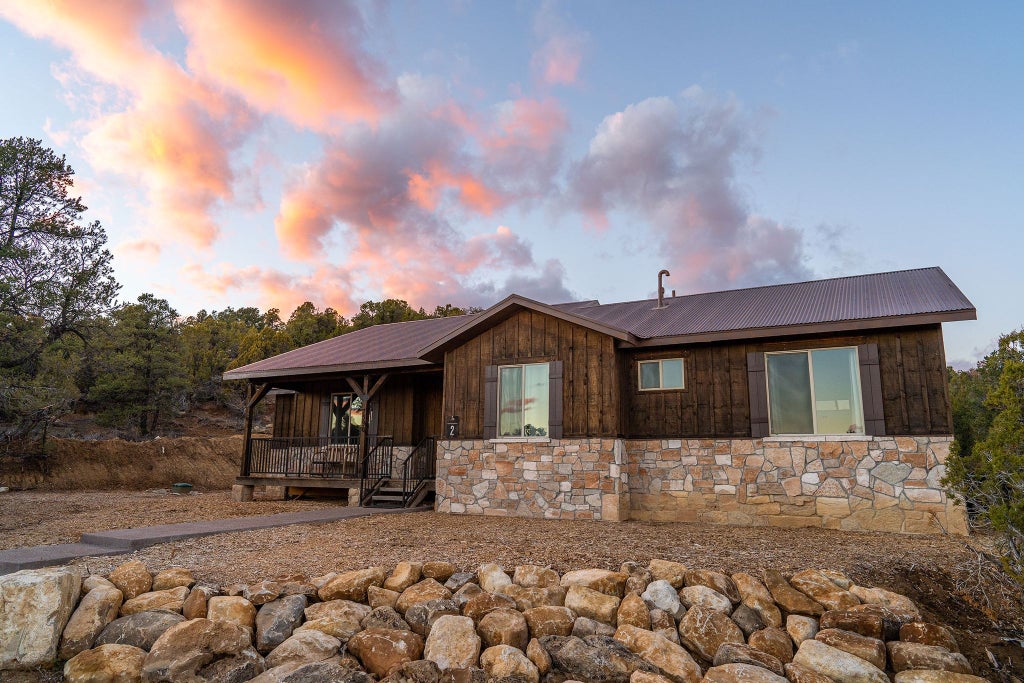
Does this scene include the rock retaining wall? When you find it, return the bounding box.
[436,437,965,535]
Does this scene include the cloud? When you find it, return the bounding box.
[568,90,812,291]
[530,1,588,87]
[182,262,358,314]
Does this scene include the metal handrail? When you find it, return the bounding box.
[359,436,394,505]
[402,436,436,506]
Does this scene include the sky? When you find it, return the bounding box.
[0,1,1020,368]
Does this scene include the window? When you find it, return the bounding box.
[638,358,685,390]
[329,393,363,444]
[765,347,864,435]
[498,363,549,437]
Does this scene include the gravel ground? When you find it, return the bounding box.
[4,489,1024,680]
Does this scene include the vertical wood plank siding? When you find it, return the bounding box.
[443,309,620,438]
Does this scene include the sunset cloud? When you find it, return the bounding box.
[531,1,588,87]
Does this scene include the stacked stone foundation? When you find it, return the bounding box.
[436,436,965,535]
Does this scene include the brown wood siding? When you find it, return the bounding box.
[443,309,619,438]
[623,325,952,438]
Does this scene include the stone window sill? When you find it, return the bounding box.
[763,434,873,443]
[489,437,552,444]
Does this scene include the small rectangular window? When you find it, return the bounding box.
[638,358,685,391]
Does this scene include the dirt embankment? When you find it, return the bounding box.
[0,436,244,490]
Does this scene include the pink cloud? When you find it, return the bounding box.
[183,262,358,314]
[530,2,588,87]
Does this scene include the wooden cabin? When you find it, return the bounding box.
[223,267,975,534]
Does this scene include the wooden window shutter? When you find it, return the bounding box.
[746,352,769,437]
[319,396,331,438]
[858,343,886,436]
[548,361,564,439]
[483,365,498,440]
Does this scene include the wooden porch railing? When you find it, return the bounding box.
[245,436,377,478]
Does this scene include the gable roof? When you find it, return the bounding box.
[224,267,975,381]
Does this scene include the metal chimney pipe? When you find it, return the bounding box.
[657,269,671,309]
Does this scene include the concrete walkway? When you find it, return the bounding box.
[0,505,428,574]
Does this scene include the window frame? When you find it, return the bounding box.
[763,346,864,436]
[328,392,363,444]
[637,357,686,392]
[497,362,550,438]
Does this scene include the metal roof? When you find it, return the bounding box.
[224,267,975,380]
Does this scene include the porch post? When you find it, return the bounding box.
[240,382,272,477]
[346,373,389,476]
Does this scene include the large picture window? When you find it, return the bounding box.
[638,358,685,390]
[766,347,864,435]
[498,363,549,437]
[329,393,363,444]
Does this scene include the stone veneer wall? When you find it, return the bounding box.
[435,436,965,535]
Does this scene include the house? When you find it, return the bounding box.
[223,266,975,534]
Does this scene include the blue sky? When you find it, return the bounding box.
[1,1,1020,366]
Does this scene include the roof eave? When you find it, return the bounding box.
[222,357,436,382]
[627,309,977,348]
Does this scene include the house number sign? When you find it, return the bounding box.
[444,416,460,438]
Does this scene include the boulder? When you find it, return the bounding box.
[731,573,782,628]
[453,582,484,608]
[501,584,567,611]
[141,618,253,682]
[265,629,342,669]
[257,595,308,653]
[649,560,689,589]
[305,599,370,624]
[477,564,513,594]
[405,598,461,637]
[678,585,732,615]
[677,605,743,663]
[120,586,190,616]
[731,605,765,638]
[478,608,529,650]
[683,570,740,604]
[893,672,989,683]
[182,585,216,620]
[763,571,823,617]
[151,568,195,592]
[621,562,653,595]
[572,617,617,638]
[83,576,118,594]
[785,615,819,647]
[819,609,884,640]
[849,585,921,622]
[318,567,386,602]
[278,578,318,602]
[59,585,124,660]
[462,591,517,622]
[245,581,283,606]
[390,659,442,683]
[523,641,548,676]
[900,623,959,652]
[63,643,147,683]
[368,586,402,609]
[251,658,373,683]
[617,592,652,629]
[0,567,82,670]
[396,579,453,614]
[203,596,257,641]
[560,569,628,597]
[195,646,265,682]
[95,611,187,651]
[641,580,686,620]
[703,663,788,683]
[747,627,793,664]
[791,639,888,683]
[425,615,481,670]
[815,628,886,671]
[295,614,363,642]
[565,585,621,625]
[363,606,412,631]
[385,562,424,593]
[523,606,576,637]
[887,642,972,674]
[480,644,540,683]
[789,570,859,611]
[444,572,477,592]
[631,672,675,683]
[422,562,457,582]
[784,662,836,683]
[614,625,702,683]
[108,561,152,601]
[348,627,426,676]
[514,565,561,588]
[541,634,658,683]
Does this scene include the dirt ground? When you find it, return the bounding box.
[4,489,1024,680]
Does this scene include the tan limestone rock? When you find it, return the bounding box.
[900,622,959,652]
[64,643,147,683]
[561,568,628,597]
[617,591,652,629]
[207,596,257,634]
[318,567,386,602]
[422,561,457,582]
[893,672,989,683]
[347,627,424,676]
[732,573,782,628]
[784,662,836,683]
[763,570,824,617]
[477,608,529,651]
[564,584,621,625]
[151,568,195,592]
[712,643,785,676]
[649,559,689,589]
[514,565,561,588]
[523,606,576,637]
[677,605,744,663]
[182,585,215,620]
[264,629,341,669]
[747,627,794,664]
[59,586,124,660]
[622,562,654,595]
[480,644,540,683]
[396,579,453,614]
[368,585,401,609]
[850,585,921,622]
[819,609,884,640]
[424,615,481,671]
[120,586,190,616]
[845,603,903,640]
[791,638,888,683]
[243,580,282,606]
[789,570,860,611]
[614,624,702,683]
[501,584,566,611]
[304,598,370,623]
[462,591,517,623]
[887,642,972,674]
[786,615,819,647]
[527,637,551,675]
[477,563,513,594]
[83,576,118,594]
[141,618,253,682]
[679,585,732,614]
[683,570,740,604]
[385,562,423,593]
[108,561,152,601]
[703,663,789,683]
[295,614,363,642]
[815,628,886,671]
[631,672,676,683]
